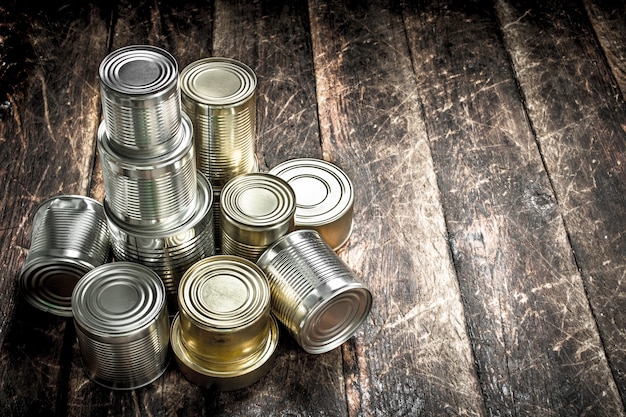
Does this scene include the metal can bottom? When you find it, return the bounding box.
[170,313,279,391]
[20,257,94,317]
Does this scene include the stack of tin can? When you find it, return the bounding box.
[180,58,259,250]
[97,45,215,309]
[18,45,374,393]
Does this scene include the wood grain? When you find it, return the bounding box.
[497,0,626,407]
[0,2,109,416]
[406,0,624,415]
[310,1,485,415]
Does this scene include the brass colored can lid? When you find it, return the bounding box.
[220,173,296,261]
[177,255,271,362]
[269,158,354,250]
[171,313,279,391]
[180,57,256,108]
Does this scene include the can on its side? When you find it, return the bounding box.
[172,255,278,391]
[98,113,197,228]
[99,44,181,157]
[105,172,215,309]
[220,173,296,262]
[180,57,257,188]
[71,262,170,390]
[269,158,354,251]
[257,229,372,354]
[19,196,111,317]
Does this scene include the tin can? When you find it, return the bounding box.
[180,58,257,188]
[71,262,170,390]
[99,45,181,157]
[19,196,110,317]
[98,113,197,228]
[269,158,354,250]
[105,172,215,307]
[257,230,372,354]
[172,255,278,390]
[220,173,296,262]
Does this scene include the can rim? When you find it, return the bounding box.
[97,113,194,165]
[104,171,213,238]
[298,280,372,354]
[178,255,270,331]
[99,44,179,97]
[71,262,167,339]
[180,57,257,108]
[220,173,296,229]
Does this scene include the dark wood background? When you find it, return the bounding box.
[1,0,626,415]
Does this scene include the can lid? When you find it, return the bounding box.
[99,45,178,97]
[180,58,256,107]
[221,173,296,230]
[171,313,279,391]
[178,255,270,331]
[72,262,166,339]
[269,158,354,250]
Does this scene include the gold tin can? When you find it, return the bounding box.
[105,172,215,309]
[71,262,170,390]
[220,173,296,262]
[19,196,111,317]
[269,158,354,250]
[99,45,181,157]
[180,58,257,188]
[257,230,372,354]
[172,255,278,390]
[98,113,197,228]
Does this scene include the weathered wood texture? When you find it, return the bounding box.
[497,0,626,407]
[1,0,626,416]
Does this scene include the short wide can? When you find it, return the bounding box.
[72,262,170,390]
[257,229,372,354]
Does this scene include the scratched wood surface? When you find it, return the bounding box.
[1,0,625,416]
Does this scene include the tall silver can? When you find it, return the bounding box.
[220,173,296,262]
[180,57,257,188]
[105,172,215,308]
[71,262,170,390]
[19,195,111,317]
[99,45,181,157]
[98,113,197,228]
[257,230,373,354]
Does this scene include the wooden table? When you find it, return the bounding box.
[1,0,626,415]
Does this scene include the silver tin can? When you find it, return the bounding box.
[105,172,215,307]
[98,113,197,228]
[257,230,372,354]
[269,158,354,251]
[171,255,278,391]
[71,262,170,390]
[220,173,296,262]
[99,45,181,157]
[180,58,257,188]
[19,196,110,317]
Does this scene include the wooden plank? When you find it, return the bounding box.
[0,1,109,416]
[404,0,624,415]
[212,0,323,169]
[309,1,486,416]
[584,0,626,95]
[497,0,626,406]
